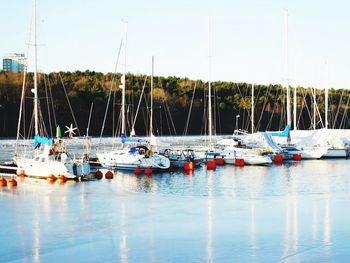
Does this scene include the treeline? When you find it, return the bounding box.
[0,70,349,137]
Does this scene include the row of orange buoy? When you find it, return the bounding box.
[46,174,68,184]
[206,157,226,170]
[133,167,153,176]
[0,177,18,188]
[205,153,302,170]
[94,170,114,180]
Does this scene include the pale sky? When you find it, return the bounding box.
[1,0,350,89]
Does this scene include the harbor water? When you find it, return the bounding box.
[1,138,350,262]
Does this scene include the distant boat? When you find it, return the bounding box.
[163,148,203,169]
[222,146,272,166]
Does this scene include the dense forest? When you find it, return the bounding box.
[0,70,350,138]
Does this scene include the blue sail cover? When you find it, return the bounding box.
[270,125,291,138]
[34,135,53,149]
[120,134,146,144]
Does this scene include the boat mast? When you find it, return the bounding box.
[121,20,127,136]
[293,61,297,130]
[251,83,254,134]
[313,87,316,130]
[150,56,154,139]
[325,62,329,129]
[33,0,39,136]
[284,10,291,129]
[208,17,212,144]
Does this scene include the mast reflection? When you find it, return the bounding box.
[207,170,213,262]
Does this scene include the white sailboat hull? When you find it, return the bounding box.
[300,147,329,159]
[323,148,347,158]
[243,154,272,165]
[14,156,90,178]
[222,149,272,165]
[223,156,235,164]
[97,151,170,171]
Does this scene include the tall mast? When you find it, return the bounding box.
[293,65,297,130]
[313,87,317,130]
[208,17,212,144]
[325,62,329,129]
[251,83,254,134]
[284,10,291,128]
[150,56,154,138]
[33,0,39,135]
[120,20,127,136]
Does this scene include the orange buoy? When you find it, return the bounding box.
[215,158,225,165]
[7,178,17,188]
[57,175,67,184]
[235,158,245,167]
[95,170,103,180]
[184,161,194,171]
[134,167,142,175]
[293,153,302,161]
[0,178,7,187]
[144,168,152,175]
[16,169,25,177]
[105,170,114,179]
[206,160,216,170]
[46,174,56,183]
[274,154,283,163]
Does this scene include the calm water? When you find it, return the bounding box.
[1,138,350,262]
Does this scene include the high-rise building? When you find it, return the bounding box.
[2,53,27,73]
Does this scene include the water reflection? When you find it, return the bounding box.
[207,170,213,262]
[115,172,157,193]
[119,202,128,263]
[312,202,318,241]
[282,166,299,260]
[33,206,41,263]
[1,156,348,262]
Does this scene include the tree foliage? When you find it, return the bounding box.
[0,71,349,137]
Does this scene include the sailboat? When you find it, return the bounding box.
[13,0,90,179]
[268,11,330,160]
[96,46,170,171]
[197,18,224,162]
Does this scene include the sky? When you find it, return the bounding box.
[1,0,350,89]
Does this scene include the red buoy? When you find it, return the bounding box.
[215,158,225,165]
[7,178,17,188]
[293,153,302,161]
[274,154,283,163]
[206,160,216,170]
[95,170,103,180]
[235,158,245,167]
[16,169,25,177]
[47,174,56,183]
[57,175,67,184]
[0,178,7,187]
[144,168,152,175]
[105,170,114,179]
[134,167,142,175]
[184,161,194,171]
